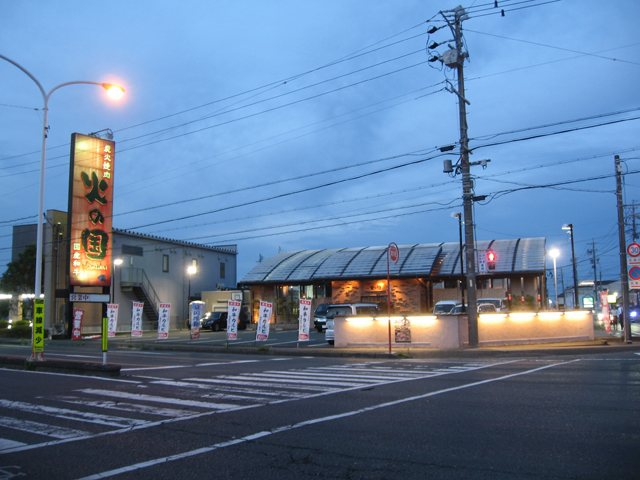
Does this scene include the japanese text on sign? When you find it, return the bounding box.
[69,134,115,287]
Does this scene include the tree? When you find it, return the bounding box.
[0,244,36,294]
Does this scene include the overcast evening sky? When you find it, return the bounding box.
[1,0,639,289]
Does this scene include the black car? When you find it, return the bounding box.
[201,310,248,331]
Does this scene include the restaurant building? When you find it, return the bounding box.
[239,237,547,322]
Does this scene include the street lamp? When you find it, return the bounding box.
[562,224,580,308]
[0,54,125,300]
[549,248,560,309]
[112,258,123,304]
[451,212,465,310]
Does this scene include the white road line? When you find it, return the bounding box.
[0,438,26,451]
[57,397,198,418]
[1,369,140,384]
[182,377,335,392]
[0,399,146,428]
[237,373,377,387]
[300,369,432,379]
[78,360,579,480]
[78,389,238,410]
[182,379,309,399]
[0,416,88,439]
[148,381,277,402]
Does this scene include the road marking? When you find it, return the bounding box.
[78,389,239,410]
[77,359,578,479]
[0,416,88,440]
[1,369,140,384]
[0,437,26,451]
[57,397,198,418]
[0,399,146,428]
[0,360,513,455]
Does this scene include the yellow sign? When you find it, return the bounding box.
[33,298,45,353]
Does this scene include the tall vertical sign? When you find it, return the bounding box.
[68,133,115,287]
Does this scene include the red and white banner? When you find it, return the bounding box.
[600,290,611,333]
[227,300,242,341]
[189,301,205,340]
[72,308,84,341]
[256,301,273,342]
[298,299,312,341]
[107,303,119,337]
[131,302,144,337]
[157,303,171,339]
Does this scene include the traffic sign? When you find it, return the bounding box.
[627,242,640,257]
[629,265,640,289]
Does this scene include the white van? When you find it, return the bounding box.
[324,303,379,345]
[477,297,508,312]
[433,300,458,314]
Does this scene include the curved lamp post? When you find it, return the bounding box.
[0,54,125,299]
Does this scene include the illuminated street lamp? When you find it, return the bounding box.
[549,248,560,309]
[0,54,125,301]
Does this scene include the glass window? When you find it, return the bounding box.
[220,262,226,279]
[163,254,169,273]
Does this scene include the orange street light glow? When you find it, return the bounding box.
[103,83,126,100]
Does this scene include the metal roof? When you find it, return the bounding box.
[240,238,546,284]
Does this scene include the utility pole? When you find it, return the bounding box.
[589,240,598,309]
[615,155,632,343]
[443,6,479,346]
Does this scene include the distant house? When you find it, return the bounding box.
[239,238,547,323]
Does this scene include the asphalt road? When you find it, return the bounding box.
[0,346,638,479]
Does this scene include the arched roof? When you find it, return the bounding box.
[240,238,546,284]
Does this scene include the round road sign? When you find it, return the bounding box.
[629,265,640,280]
[627,242,640,257]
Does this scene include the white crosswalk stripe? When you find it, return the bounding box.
[0,360,492,453]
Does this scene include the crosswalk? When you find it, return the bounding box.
[0,360,492,453]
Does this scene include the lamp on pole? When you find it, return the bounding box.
[549,248,560,309]
[0,54,125,300]
[112,258,123,304]
[562,224,580,308]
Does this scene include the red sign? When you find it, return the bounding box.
[627,242,640,257]
[68,134,115,286]
[388,243,399,264]
[72,308,84,341]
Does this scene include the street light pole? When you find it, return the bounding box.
[549,248,559,309]
[0,54,125,300]
[562,224,580,308]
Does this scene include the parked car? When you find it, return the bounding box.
[313,303,330,332]
[477,297,508,311]
[201,309,248,331]
[448,303,497,314]
[433,300,458,314]
[324,303,379,345]
[477,303,498,313]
